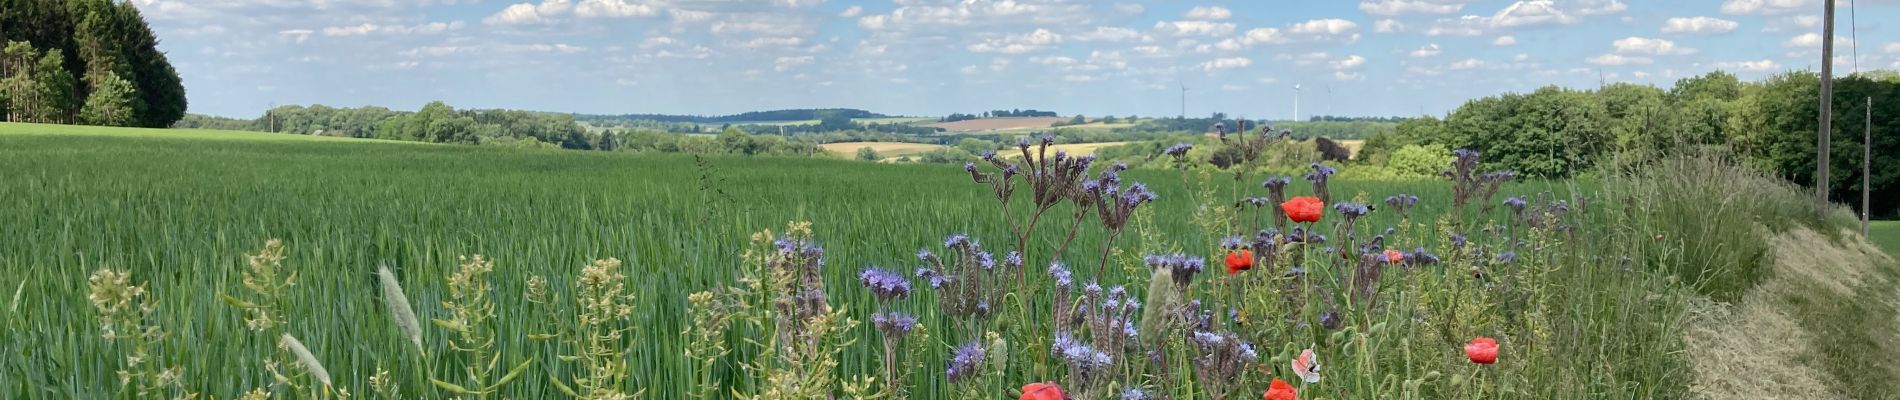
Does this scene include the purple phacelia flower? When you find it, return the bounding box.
[946,342,987,383]
[1049,262,1074,288]
[1220,236,1245,249]
[1333,202,1370,218]
[916,248,935,261]
[980,150,997,161]
[977,251,996,270]
[1123,388,1151,400]
[1004,251,1023,268]
[943,233,971,249]
[872,311,918,339]
[1496,251,1517,264]
[858,268,912,301]
[1504,196,1528,212]
[1163,143,1193,157]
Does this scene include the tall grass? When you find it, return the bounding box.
[0,128,1713,399]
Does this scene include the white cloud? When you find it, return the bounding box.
[1154,20,1236,37]
[1721,0,1813,15]
[1613,37,1696,55]
[1587,53,1651,66]
[575,0,657,18]
[669,9,714,23]
[321,21,463,37]
[1332,55,1368,69]
[1783,33,1852,48]
[1449,58,1485,70]
[1200,57,1252,71]
[279,29,314,43]
[1410,44,1442,57]
[1289,19,1360,35]
[1493,35,1518,46]
[968,28,1062,54]
[1114,3,1145,15]
[1184,6,1232,20]
[1335,71,1363,80]
[772,0,824,7]
[400,45,470,57]
[1374,19,1406,33]
[1886,43,1900,54]
[742,37,805,48]
[1713,59,1783,72]
[1359,0,1471,17]
[1073,26,1141,42]
[486,0,663,24]
[773,55,814,71]
[1423,0,1624,36]
[839,5,862,17]
[1661,16,1738,34]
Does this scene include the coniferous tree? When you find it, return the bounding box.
[80,72,135,126]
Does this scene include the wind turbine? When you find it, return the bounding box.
[1179,83,1189,119]
[1293,84,1303,122]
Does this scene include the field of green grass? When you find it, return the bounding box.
[1,122,1891,399]
[1869,221,1900,257]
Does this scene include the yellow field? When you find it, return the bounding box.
[1337,139,1365,159]
[999,141,1131,158]
[819,141,949,158]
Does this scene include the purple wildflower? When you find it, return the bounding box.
[1049,262,1074,288]
[1333,202,1370,218]
[946,342,987,383]
[872,311,918,339]
[858,268,912,301]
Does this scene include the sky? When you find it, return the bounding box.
[131,0,1900,120]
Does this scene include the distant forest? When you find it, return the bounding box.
[580,108,887,124]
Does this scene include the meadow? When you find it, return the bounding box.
[0,123,1891,399]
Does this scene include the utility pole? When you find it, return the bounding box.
[1817,0,1835,216]
[1866,96,1873,235]
[268,102,278,133]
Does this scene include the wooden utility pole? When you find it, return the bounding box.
[1817,0,1835,215]
[1866,96,1873,235]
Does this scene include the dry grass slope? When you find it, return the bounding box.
[1687,227,1900,400]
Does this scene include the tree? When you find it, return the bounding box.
[113,2,185,128]
[32,48,76,123]
[1069,115,1086,125]
[856,147,881,161]
[79,71,134,126]
[1386,144,1455,178]
[1,41,44,122]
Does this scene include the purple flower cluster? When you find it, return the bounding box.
[1333,202,1370,218]
[1305,162,1337,204]
[1385,194,1420,218]
[1446,149,1517,210]
[1145,253,1206,288]
[872,311,918,339]
[1263,176,1293,228]
[914,233,1010,320]
[1163,143,1193,158]
[1187,328,1258,399]
[1082,163,1157,233]
[858,268,911,302]
[945,341,987,383]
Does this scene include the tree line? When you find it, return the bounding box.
[0,0,186,128]
[1355,70,1900,216]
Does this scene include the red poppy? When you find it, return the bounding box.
[1384,249,1405,264]
[1283,197,1324,223]
[1022,382,1066,400]
[1465,337,1498,364]
[1263,378,1298,400]
[1226,249,1255,275]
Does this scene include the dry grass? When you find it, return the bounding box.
[818,142,948,158]
[1686,226,1900,399]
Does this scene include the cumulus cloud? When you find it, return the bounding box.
[773,55,814,71]
[1422,0,1625,36]
[1200,57,1252,71]
[1072,26,1142,42]
[1587,53,1651,66]
[1783,33,1852,48]
[1374,19,1406,33]
[1661,16,1739,34]
[1713,59,1783,72]
[1184,6,1232,20]
[967,28,1062,54]
[1154,20,1236,37]
[1613,37,1696,55]
[1411,44,1442,57]
[839,5,861,17]
[1332,55,1367,69]
[321,21,463,37]
[1359,0,1471,17]
[1449,58,1485,70]
[486,0,661,24]
[1721,0,1813,15]
[1493,36,1518,46]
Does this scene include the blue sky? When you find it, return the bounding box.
[132,0,1900,119]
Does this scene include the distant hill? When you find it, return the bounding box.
[580,108,889,124]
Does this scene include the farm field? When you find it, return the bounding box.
[997,141,1133,158]
[1870,220,1900,257]
[928,117,1068,132]
[2,124,1895,400]
[818,141,949,158]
